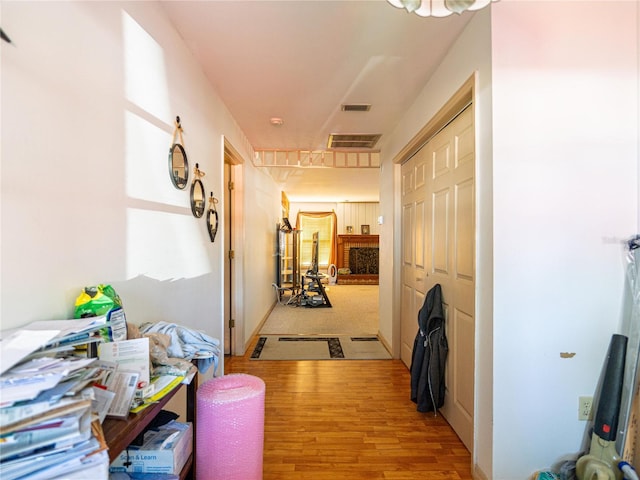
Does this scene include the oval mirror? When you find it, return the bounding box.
[191,179,205,218]
[169,143,188,189]
[207,192,219,243]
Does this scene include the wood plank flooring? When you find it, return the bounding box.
[224,338,472,479]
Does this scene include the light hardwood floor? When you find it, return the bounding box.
[225,337,472,480]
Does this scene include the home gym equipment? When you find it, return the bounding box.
[299,271,332,308]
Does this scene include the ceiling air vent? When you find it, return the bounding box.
[327,133,381,149]
[341,103,371,112]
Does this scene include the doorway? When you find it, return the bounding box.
[261,211,380,337]
[223,140,244,356]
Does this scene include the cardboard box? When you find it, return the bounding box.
[110,421,192,474]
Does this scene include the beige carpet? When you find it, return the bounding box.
[261,284,379,336]
[250,335,391,360]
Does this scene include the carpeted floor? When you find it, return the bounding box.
[261,284,379,335]
[250,335,391,360]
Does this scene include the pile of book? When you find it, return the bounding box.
[0,317,115,480]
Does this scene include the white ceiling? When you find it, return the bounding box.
[160,1,475,202]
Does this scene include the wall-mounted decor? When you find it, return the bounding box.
[361,225,370,235]
[207,192,219,243]
[281,191,290,219]
[169,116,188,190]
[190,163,206,218]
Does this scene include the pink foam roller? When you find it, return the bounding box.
[196,373,265,480]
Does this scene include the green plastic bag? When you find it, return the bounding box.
[74,284,127,342]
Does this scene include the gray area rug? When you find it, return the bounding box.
[250,335,391,360]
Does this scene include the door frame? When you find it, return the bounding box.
[392,76,475,165]
[222,137,245,357]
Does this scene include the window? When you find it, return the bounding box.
[296,212,337,270]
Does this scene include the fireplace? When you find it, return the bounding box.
[336,234,379,285]
[349,247,379,274]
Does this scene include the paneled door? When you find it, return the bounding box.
[400,105,475,451]
[400,147,429,366]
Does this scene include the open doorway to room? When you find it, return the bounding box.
[261,200,381,338]
[250,151,381,339]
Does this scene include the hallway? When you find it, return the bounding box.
[225,341,472,479]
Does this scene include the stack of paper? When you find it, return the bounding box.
[0,319,194,480]
[0,386,109,479]
[0,319,111,479]
[1,357,98,406]
[0,317,109,375]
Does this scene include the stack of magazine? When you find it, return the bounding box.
[0,317,114,480]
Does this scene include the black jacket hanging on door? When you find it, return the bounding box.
[410,283,448,413]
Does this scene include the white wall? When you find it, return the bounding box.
[336,202,381,236]
[238,165,282,352]
[0,1,280,370]
[491,2,638,477]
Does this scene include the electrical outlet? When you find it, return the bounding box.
[579,396,593,421]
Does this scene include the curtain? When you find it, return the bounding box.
[295,211,338,267]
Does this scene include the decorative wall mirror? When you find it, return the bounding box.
[190,164,206,218]
[169,116,189,189]
[207,192,219,243]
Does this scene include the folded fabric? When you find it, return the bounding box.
[139,321,221,374]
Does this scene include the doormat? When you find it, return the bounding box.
[250,335,392,361]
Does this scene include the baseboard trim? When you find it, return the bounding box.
[377,331,393,358]
[473,463,489,480]
[240,300,278,355]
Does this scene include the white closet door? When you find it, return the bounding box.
[400,147,429,366]
[400,105,475,451]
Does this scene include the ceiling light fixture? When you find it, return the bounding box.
[387,0,496,17]
[270,117,284,126]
